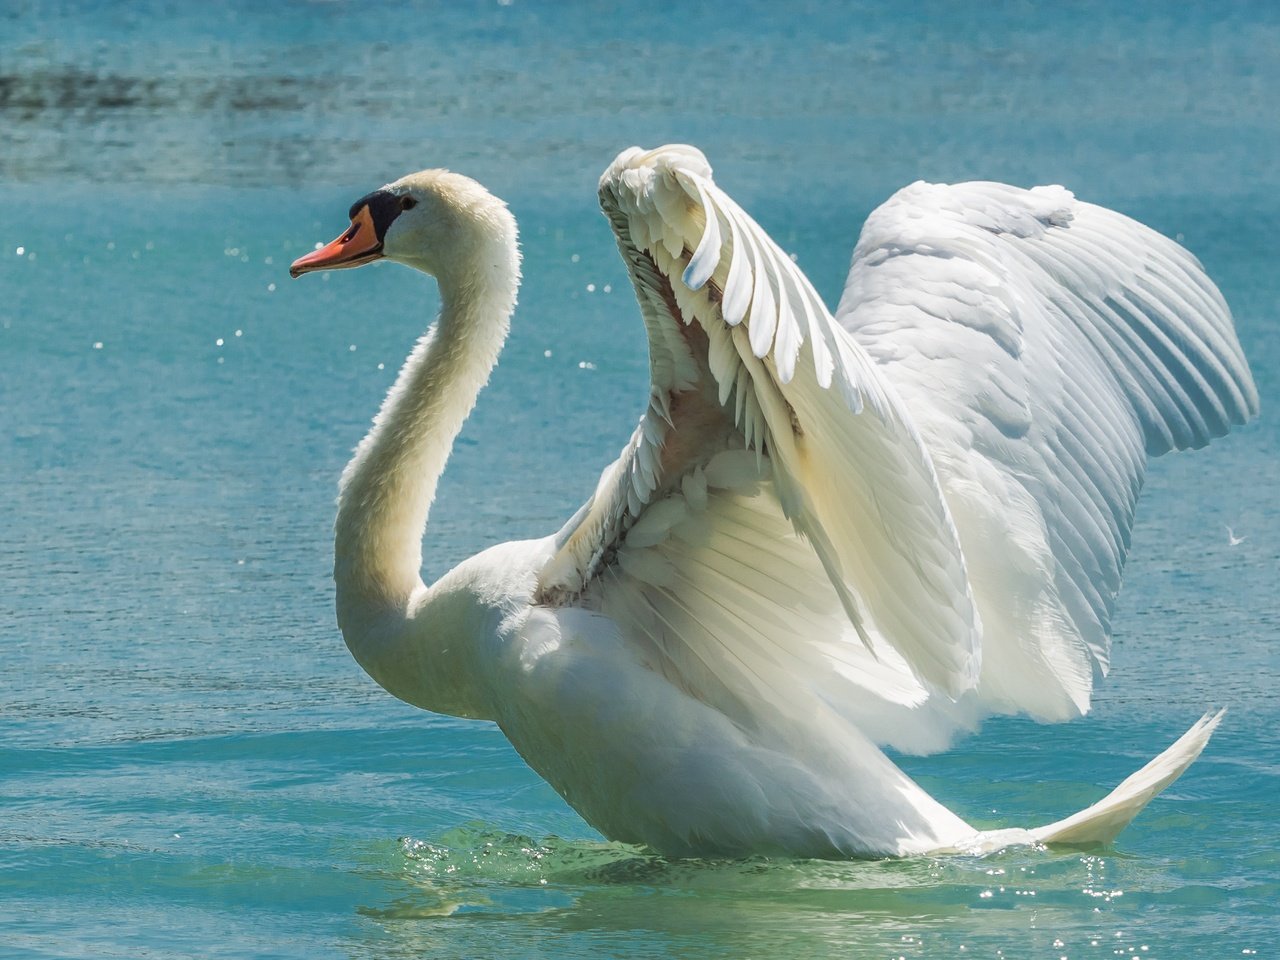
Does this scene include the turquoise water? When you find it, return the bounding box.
[3,2,1278,957]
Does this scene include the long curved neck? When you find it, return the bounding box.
[334,251,518,625]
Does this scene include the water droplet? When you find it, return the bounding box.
[106,241,115,250]
[543,349,552,358]
[92,341,103,350]
[15,246,24,256]
[216,338,224,346]
[586,283,596,292]
[349,344,357,352]
[267,283,276,292]
[603,284,612,293]
[234,330,243,337]
[570,253,580,263]
[377,362,385,370]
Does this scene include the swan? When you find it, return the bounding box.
[289,145,1256,858]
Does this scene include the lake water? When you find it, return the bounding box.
[2,2,1278,957]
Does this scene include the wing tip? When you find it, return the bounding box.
[600,143,714,196]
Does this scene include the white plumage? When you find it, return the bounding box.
[837,179,1255,743]
[290,144,1255,858]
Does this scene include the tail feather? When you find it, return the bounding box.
[1029,709,1225,846]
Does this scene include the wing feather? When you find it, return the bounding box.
[546,146,984,705]
[541,150,1253,750]
[837,179,1257,721]
[679,162,984,695]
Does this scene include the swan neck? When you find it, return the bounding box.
[333,252,518,616]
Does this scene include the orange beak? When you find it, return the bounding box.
[290,205,384,278]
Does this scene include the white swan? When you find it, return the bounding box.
[289,145,1256,858]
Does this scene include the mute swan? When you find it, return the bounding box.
[289,145,1256,858]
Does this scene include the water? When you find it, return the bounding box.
[2,2,1278,957]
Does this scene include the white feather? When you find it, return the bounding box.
[836,179,1257,722]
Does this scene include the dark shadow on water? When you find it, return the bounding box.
[0,68,322,115]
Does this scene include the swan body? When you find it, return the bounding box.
[290,146,1256,858]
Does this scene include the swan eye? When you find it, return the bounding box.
[400,196,417,211]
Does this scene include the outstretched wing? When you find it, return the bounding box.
[537,145,981,738]
[837,180,1257,723]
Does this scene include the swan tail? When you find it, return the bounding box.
[1026,709,1225,847]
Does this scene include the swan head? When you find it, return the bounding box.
[290,169,518,283]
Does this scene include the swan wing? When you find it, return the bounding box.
[538,145,980,728]
[836,180,1258,722]
[543,448,942,741]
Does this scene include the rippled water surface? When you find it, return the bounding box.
[3,2,1279,957]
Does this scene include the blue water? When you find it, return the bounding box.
[3,2,1278,957]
